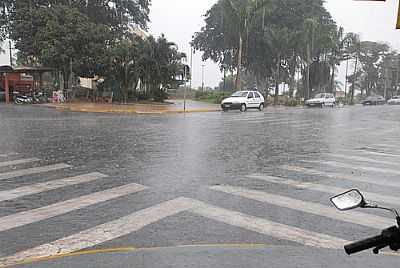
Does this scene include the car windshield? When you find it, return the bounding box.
[314,93,325,98]
[231,91,248,97]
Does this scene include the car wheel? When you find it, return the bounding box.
[320,103,325,108]
[223,108,228,112]
[240,104,247,112]
[259,103,264,111]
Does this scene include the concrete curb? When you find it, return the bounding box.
[39,104,221,114]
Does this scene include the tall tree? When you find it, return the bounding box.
[104,36,144,103]
[4,0,151,86]
[193,0,340,102]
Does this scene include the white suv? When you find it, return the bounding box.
[305,93,336,108]
[221,91,265,112]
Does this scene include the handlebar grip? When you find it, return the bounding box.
[345,235,388,255]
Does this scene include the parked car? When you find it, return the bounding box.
[361,96,386,105]
[221,90,265,112]
[387,96,400,105]
[305,93,336,107]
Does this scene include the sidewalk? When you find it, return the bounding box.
[38,100,221,114]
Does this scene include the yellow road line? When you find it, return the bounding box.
[15,247,136,266]
[13,243,269,267]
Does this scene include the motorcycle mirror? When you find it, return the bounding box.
[330,189,365,211]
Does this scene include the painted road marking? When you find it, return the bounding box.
[233,120,312,125]
[0,158,40,168]
[0,197,194,267]
[224,116,278,122]
[0,172,108,202]
[210,185,392,227]
[0,183,147,232]
[345,149,400,158]
[247,174,400,206]
[224,119,299,125]
[248,120,313,126]
[303,160,400,176]
[323,153,399,166]
[189,199,349,250]
[0,197,349,267]
[0,163,71,180]
[0,153,18,158]
[282,165,400,188]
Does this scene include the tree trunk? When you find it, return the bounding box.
[274,54,281,105]
[351,56,358,105]
[235,34,243,90]
[62,70,69,90]
[330,64,335,94]
[306,43,311,100]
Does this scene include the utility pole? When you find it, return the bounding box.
[384,66,388,100]
[189,46,193,91]
[344,57,349,100]
[9,40,12,67]
[223,67,227,93]
[183,66,187,113]
[201,64,205,92]
[351,56,358,105]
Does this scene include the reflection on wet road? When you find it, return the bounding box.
[0,104,400,267]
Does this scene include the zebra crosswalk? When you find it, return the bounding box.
[0,163,71,181]
[0,158,40,168]
[0,148,399,266]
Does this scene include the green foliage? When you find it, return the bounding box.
[192,0,341,100]
[3,0,150,88]
[284,98,302,107]
[104,34,185,103]
[195,91,226,104]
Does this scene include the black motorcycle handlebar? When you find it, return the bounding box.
[344,226,400,255]
[345,235,388,255]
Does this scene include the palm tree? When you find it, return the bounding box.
[264,26,299,105]
[222,0,269,90]
[346,33,361,104]
[107,36,143,103]
[328,28,357,95]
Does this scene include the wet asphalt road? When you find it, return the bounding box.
[0,104,400,267]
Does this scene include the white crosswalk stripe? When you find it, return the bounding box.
[247,174,400,206]
[282,165,400,188]
[344,149,400,158]
[0,197,349,267]
[0,183,147,232]
[248,121,313,126]
[189,198,349,250]
[210,185,392,227]
[0,153,18,158]
[0,163,71,180]
[0,197,195,267]
[303,160,400,176]
[0,172,108,202]
[323,153,399,167]
[0,158,40,168]
[224,116,276,122]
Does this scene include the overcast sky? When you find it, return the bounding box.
[2,0,400,88]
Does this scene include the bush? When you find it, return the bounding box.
[284,99,301,107]
[152,88,169,102]
[195,91,226,104]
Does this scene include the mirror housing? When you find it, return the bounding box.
[331,189,365,211]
